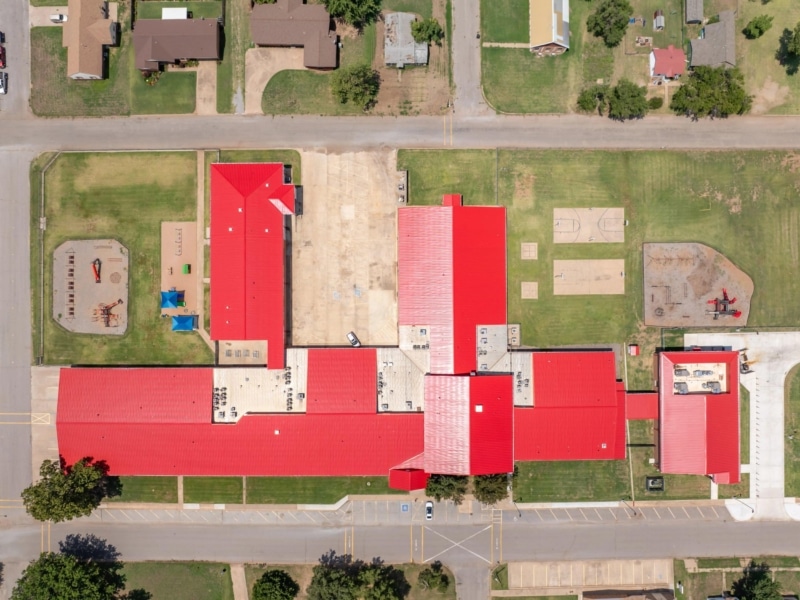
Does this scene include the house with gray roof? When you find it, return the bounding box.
[685,0,703,24]
[690,10,736,68]
[384,12,428,67]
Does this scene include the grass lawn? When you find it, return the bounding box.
[398,149,498,206]
[262,24,377,115]
[736,0,800,114]
[785,364,800,496]
[385,0,433,19]
[129,45,197,115]
[124,562,234,600]
[246,476,403,504]
[216,17,234,113]
[514,460,630,502]
[30,27,131,116]
[740,385,750,465]
[107,476,179,503]
[30,0,70,5]
[184,477,243,503]
[674,560,727,600]
[481,0,590,113]
[481,0,529,43]
[245,563,456,599]
[36,152,213,365]
[697,558,742,569]
[492,564,508,590]
[136,0,222,19]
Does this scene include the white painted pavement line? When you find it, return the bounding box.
[150,511,162,521]
[711,506,720,518]
[580,508,588,521]
[134,510,145,520]
[668,507,676,519]
[682,507,690,519]
[594,508,603,521]
[607,508,616,520]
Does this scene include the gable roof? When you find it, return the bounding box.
[514,352,627,460]
[530,0,570,50]
[251,0,337,69]
[690,11,736,68]
[210,163,296,369]
[133,19,220,71]
[57,367,425,476]
[651,45,686,78]
[63,0,115,78]
[398,201,507,375]
[658,351,740,483]
[384,12,429,66]
[423,374,513,475]
[685,0,703,23]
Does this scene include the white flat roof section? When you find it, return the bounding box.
[162,7,188,19]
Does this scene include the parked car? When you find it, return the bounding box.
[0,46,5,69]
[346,331,361,347]
[425,501,434,520]
[49,14,68,23]
[0,73,8,95]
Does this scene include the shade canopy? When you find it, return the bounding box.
[171,315,195,331]
[161,291,179,309]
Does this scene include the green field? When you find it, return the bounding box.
[184,477,243,503]
[35,152,213,365]
[246,476,403,504]
[785,364,800,496]
[481,0,529,43]
[106,476,179,503]
[262,24,376,115]
[514,460,630,502]
[385,0,434,19]
[130,62,196,115]
[481,0,591,113]
[123,562,234,600]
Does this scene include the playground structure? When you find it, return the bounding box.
[52,240,129,335]
[160,222,199,317]
[706,288,742,320]
[643,243,753,327]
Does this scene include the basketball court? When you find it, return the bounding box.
[553,208,625,244]
[553,259,625,295]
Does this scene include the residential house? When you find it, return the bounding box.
[529,0,569,56]
[384,12,429,67]
[650,45,686,80]
[685,0,703,24]
[250,0,338,70]
[690,10,736,68]
[62,0,117,79]
[133,18,220,72]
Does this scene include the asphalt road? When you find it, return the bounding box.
[0,0,31,116]
[451,0,488,115]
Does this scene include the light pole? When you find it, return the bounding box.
[512,500,522,518]
[733,495,755,514]
[621,497,637,517]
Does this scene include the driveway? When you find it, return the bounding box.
[196,60,217,116]
[451,0,491,115]
[29,6,68,27]
[244,47,304,115]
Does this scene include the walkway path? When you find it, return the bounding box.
[482,42,529,48]
[686,332,800,520]
[195,152,213,351]
[230,564,248,600]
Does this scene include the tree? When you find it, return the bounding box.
[321,0,382,29]
[647,96,664,109]
[306,552,409,600]
[411,18,445,45]
[607,78,648,120]
[577,84,610,114]
[670,66,752,119]
[731,561,782,600]
[418,561,449,592]
[252,569,299,600]
[788,21,800,56]
[425,474,469,505]
[472,473,509,505]
[22,458,118,523]
[12,552,125,600]
[330,64,380,111]
[743,14,773,39]
[586,0,633,48]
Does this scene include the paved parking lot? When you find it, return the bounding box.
[507,504,729,524]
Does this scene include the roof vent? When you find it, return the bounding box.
[475,405,483,413]
[274,429,280,435]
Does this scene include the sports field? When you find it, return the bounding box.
[398,149,800,392]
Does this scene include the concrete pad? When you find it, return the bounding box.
[553,207,625,244]
[521,242,538,259]
[30,367,61,483]
[29,6,68,27]
[521,281,538,299]
[291,150,399,347]
[195,60,217,116]
[244,47,305,115]
[553,259,625,295]
[508,558,672,593]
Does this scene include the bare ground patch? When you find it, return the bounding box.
[751,78,790,115]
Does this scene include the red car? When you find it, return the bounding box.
[0,46,6,69]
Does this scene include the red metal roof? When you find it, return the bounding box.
[658,351,740,483]
[388,468,429,491]
[653,45,686,78]
[306,348,377,414]
[514,352,626,460]
[398,203,506,374]
[626,392,659,420]
[423,375,513,475]
[442,194,462,207]
[57,368,424,476]
[210,163,295,369]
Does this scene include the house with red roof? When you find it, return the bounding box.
[658,351,740,484]
[650,45,686,80]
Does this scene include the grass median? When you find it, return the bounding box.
[184,477,243,504]
[106,476,179,503]
[246,476,402,504]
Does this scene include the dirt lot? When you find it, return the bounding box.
[290,150,401,346]
[371,1,451,115]
[643,242,754,327]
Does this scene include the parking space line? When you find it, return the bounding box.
[695,506,704,518]
[668,507,676,519]
[682,507,690,518]
[150,511,161,521]
[654,508,661,519]
[594,508,603,520]
[711,506,719,518]
[607,508,616,520]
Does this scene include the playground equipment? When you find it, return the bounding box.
[706,288,742,320]
[91,258,102,283]
[93,299,123,327]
